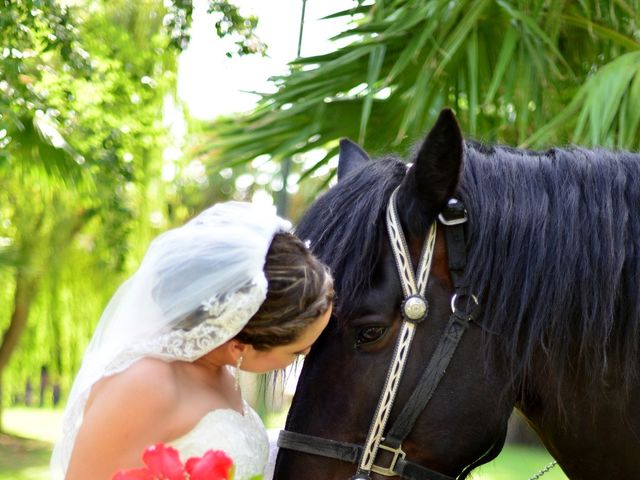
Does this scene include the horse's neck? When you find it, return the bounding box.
[518,381,640,479]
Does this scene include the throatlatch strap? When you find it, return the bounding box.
[278,430,361,464]
[278,431,456,480]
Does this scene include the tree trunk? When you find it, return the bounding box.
[0,269,39,432]
[0,205,93,431]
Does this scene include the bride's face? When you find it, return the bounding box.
[240,305,332,373]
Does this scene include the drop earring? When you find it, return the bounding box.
[235,354,243,391]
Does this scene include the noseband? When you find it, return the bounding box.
[278,187,478,479]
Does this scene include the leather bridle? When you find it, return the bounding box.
[278,188,478,480]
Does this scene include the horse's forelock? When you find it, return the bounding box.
[295,158,406,324]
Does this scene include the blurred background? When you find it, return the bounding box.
[2,0,639,478]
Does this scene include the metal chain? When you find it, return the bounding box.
[528,461,558,480]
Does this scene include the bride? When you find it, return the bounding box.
[50,201,334,480]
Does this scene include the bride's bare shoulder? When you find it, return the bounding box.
[88,358,179,414]
[67,360,184,478]
[116,357,177,385]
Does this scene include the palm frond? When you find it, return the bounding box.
[9,113,91,189]
[200,0,640,182]
[525,51,640,149]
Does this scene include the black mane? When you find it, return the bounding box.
[297,142,640,404]
[461,143,640,398]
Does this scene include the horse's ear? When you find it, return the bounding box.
[338,139,370,181]
[397,108,463,230]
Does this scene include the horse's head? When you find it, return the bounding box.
[275,110,515,479]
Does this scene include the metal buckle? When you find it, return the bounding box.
[450,292,479,314]
[370,440,406,476]
[438,198,467,226]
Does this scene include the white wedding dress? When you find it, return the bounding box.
[171,401,270,480]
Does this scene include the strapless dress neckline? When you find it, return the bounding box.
[170,401,268,480]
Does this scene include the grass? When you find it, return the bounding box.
[0,407,62,480]
[0,433,51,480]
[1,407,568,480]
[471,445,567,479]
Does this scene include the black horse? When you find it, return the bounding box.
[274,109,640,479]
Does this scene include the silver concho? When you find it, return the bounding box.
[402,294,428,322]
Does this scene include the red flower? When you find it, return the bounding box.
[112,443,235,480]
[113,468,155,480]
[142,444,186,480]
[185,450,234,480]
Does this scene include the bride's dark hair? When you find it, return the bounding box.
[234,232,334,350]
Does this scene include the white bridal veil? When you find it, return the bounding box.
[51,201,291,478]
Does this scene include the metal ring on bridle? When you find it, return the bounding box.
[450,293,479,315]
[402,294,429,322]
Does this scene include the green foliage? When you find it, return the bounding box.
[0,0,179,411]
[165,0,196,50]
[0,0,274,415]
[208,1,267,57]
[203,0,640,186]
[0,0,91,180]
[165,0,266,56]
[0,0,92,124]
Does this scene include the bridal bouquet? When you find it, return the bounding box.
[112,443,235,480]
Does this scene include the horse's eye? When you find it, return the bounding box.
[356,326,387,345]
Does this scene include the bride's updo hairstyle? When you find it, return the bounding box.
[234,232,334,350]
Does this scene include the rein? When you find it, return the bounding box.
[278,188,477,479]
